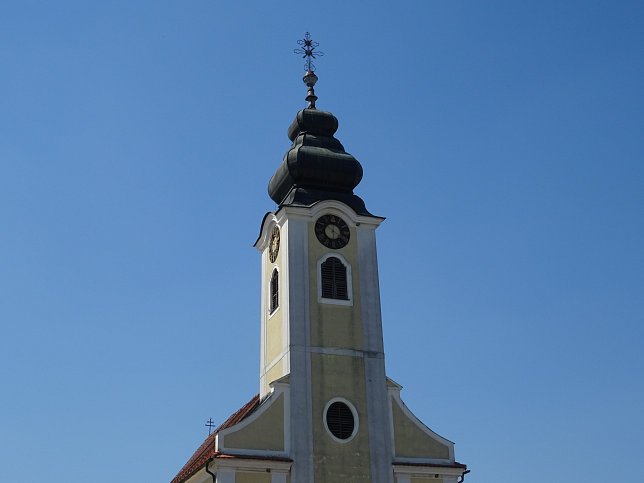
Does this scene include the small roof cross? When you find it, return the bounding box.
[205,418,216,435]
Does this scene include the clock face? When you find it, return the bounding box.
[269,226,280,263]
[315,214,350,249]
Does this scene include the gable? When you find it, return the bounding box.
[391,398,451,460]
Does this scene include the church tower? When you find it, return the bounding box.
[171,35,467,483]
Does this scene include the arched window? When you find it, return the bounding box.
[270,268,279,313]
[321,256,348,300]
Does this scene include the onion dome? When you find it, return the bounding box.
[270,35,371,215]
[268,108,371,215]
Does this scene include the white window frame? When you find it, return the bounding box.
[317,253,353,306]
[323,397,359,443]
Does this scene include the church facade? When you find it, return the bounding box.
[171,73,467,483]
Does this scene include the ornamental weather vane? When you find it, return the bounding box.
[294,32,323,109]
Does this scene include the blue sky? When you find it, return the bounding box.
[1,1,642,482]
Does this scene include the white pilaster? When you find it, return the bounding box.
[259,244,268,397]
[284,216,314,482]
[358,225,394,483]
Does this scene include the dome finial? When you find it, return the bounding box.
[294,32,324,109]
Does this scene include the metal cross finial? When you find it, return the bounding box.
[294,32,324,72]
[294,32,323,108]
[205,418,216,435]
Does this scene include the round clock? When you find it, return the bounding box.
[315,214,350,249]
[269,226,280,263]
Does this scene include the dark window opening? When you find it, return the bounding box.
[321,257,348,300]
[270,269,279,313]
[326,401,355,440]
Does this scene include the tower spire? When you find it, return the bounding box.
[294,32,324,109]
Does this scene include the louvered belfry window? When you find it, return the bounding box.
[326,401,355,440]
[321,257,348,300]
[270,269,279,313]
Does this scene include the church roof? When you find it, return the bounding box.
[267,108,372,216]
[171,394,268,483]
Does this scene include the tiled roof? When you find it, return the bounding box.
[171,395,261,483]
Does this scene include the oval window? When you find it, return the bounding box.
[325,401,355,440]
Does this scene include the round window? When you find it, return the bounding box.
[325,400,357,441]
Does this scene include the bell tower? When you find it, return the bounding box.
[171,34,467,483]
[254,87,392,480]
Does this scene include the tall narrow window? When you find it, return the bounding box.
[270,268,279,313]
[321,257,348,300]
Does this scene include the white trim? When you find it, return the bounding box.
[280,220,290,378]
[214,457,292,473]
[386,377,403,390]
[309,346,383,358]
[264,351,288,374]
[282,200,385,228]
[259,246,267,397]
[388,383,397,461]
[269,376,290,388]
[393,457,455,466]
[317,252,353,306]
[254,197,384,252]
[392,463,465,479]
[323,397,360,444]
[265,346,373,381]
[216,448,288,460]
[254,213,279,251]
